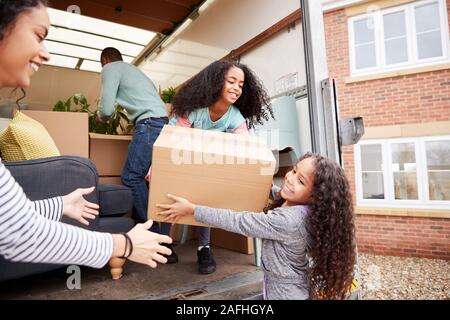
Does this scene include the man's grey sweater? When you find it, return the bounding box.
[194,202,310,300]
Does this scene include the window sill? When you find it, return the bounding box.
[355,206,450,219]
[345,62,450,84]
[361,121,450,139]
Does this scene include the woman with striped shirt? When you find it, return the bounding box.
[0,0,172,269]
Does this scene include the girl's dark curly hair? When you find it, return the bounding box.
[0,0,48,41]
[172,60,274,129]
[266,152,356,299]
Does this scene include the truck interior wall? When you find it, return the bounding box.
[239,20,312,157]
[0,65,101,114]
[179,0,301,53]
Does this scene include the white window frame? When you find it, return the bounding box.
[348,0,450,76]
[355,136,450,209]
[379,6,411,68]
[348,13,380,73]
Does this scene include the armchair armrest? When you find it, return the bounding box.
[4,156,100,230]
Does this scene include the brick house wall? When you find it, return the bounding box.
[323,1,450,260]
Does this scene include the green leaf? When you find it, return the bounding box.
[73,94,80,105]
[53,100,65,112]
[160,87,177,103]
[79,95,87,106]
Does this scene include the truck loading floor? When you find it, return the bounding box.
[0,240,263,300]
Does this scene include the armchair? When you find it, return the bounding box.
[0,155,134,282]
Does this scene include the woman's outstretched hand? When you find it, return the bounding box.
[156,194,196,223]
[62,187,99,226]
[113,220,173,268]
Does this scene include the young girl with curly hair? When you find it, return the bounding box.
[146,60,273,274]
[157,153,357,299]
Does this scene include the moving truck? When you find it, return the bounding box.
[0,0,363,299]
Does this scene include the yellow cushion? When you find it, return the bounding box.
[0,111,60,161]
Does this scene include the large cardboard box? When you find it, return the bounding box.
[148,125,276,228]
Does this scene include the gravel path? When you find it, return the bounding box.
[358,253,450,300]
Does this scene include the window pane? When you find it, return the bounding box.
[394,172,418,200]
[384,11,406,38]
[426,141,450,169]
[417,31,443,59]
[428,172,450,200]
[383,11,407,65]
[415,2,440,33]
[385,38,408,64]
[362,172,385,199]
[354,18,375,44]
[355,43,376,69]
[361,144,383,171]
[361,144,385,199]
[392,143,416,169]
[392,143,418,200]
[426,140,450,201]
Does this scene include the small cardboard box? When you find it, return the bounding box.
[89,133,131,177]
[148,125,276,227]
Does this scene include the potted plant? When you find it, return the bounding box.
[53,94,132,135]
[160,87,177,117]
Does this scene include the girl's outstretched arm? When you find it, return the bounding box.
[194,205,307,241]
[157,194,307,241]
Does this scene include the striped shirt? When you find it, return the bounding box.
[0,162,113,268]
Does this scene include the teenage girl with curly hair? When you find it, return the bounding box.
[146,60,273,274]
[157,153,357,299]
[171,60,273,130]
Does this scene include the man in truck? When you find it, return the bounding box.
[98,47,176,262]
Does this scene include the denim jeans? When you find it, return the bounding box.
[121,117,168,233]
